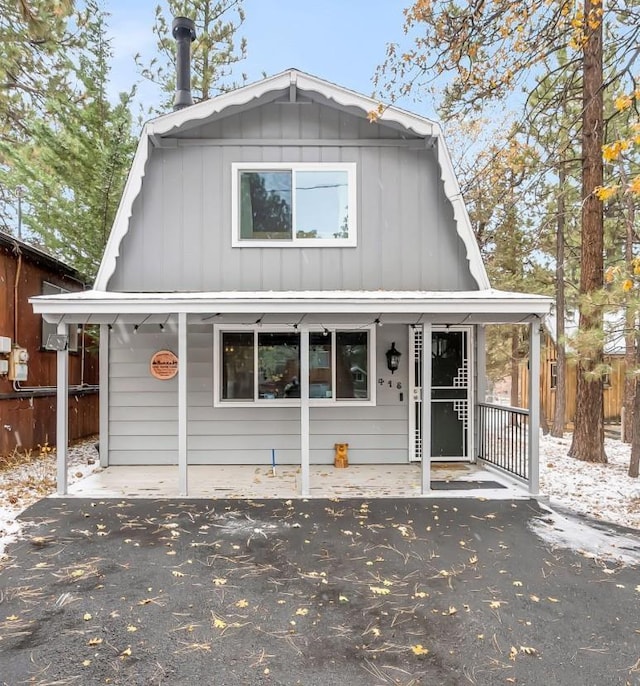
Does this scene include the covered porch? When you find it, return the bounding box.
[65,462,526,499]
[31,289,552,499]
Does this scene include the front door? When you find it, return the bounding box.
[409,327,472,461]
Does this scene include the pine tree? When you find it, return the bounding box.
[1,2,136,278]
[378,0,640,461]
[0,0,76,228]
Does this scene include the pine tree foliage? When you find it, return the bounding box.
[0,1,136,278]
[0,0,75,145]
[0,0,78,226]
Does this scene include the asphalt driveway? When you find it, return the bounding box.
[1,497,639,685]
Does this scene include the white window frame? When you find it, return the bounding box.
[231,162,357,247]
[42,281,78,352]
[214,324,375,407]
[550,361,558,390]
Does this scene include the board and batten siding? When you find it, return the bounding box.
[108,100,476,293]
[107,324,408,466]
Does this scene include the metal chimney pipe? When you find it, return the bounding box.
[172,16,196,111]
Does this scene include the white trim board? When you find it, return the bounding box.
[31,288,552,319]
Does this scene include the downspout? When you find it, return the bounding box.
[14,251,22,342]
[80,323,85,387]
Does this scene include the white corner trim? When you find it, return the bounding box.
[432,123,490,290]
[94,132,152,290]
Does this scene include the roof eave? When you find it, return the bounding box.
[31,290,552,318]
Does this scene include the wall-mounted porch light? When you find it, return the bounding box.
[385,342,401,374]
[45,334,68,351]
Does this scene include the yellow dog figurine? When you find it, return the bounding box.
[334,443,349,468]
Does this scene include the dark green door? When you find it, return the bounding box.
[431,330,469,459]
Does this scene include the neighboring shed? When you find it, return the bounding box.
[0,230,98,456]
[31,65,552,496]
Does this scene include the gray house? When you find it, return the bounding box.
[32,67,551,497]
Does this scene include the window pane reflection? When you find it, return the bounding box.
[222,332,254,400]
[240,171,292,239]
[295,171,349,239]
[336,331,368,399]
[309,332,332,398]
[258,332,300,399]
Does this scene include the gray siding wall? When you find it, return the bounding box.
[109,102,477,292]
[108,323,408,466]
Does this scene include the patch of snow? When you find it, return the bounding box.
[534,431,640,563]
[539,432,640,530]
[209,511,287,538]
[1,431,640,566]
[0,438,100,560]
[530,507,640,566]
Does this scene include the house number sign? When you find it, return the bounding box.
[150,350,178,380]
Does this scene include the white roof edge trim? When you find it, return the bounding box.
[94,131,151,290]
[431,123,490,289]
[94,68,490,290]
[30,289,553,317]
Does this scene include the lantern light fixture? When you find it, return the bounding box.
[385,342,401,374]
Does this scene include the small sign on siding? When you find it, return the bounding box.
[150,350,178,380]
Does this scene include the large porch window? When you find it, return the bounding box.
[217,327,373,405]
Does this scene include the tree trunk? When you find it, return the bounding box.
[569,0,606,463]
[540,398,550,435]
[552,164,567,437]
[621,168,636,444]
[623,297,636,447]
[630,340,640,477]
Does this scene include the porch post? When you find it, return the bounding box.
[476,325,487,402]
[475,324,487,464]
[300,325,310,496]
[528,320,541,496]
[56,322,69,496]
[178,312,188,496]
[421,322,432,494]
[99,323,109,468]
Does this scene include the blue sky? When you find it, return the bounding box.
[104,0,437,118]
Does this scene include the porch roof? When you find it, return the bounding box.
[31,288,552,323]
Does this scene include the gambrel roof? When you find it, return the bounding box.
[94,68,490,291]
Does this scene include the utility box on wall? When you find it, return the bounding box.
[8,346,29,381]
[0,336,11,354]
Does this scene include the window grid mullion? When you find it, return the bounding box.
[291,169,297,242]
[253,329,259,402]
[331,330,337,402]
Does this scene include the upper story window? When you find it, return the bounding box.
[231,163,357,247]
[41,281,78,352]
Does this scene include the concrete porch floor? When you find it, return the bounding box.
[65,462,528,499]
